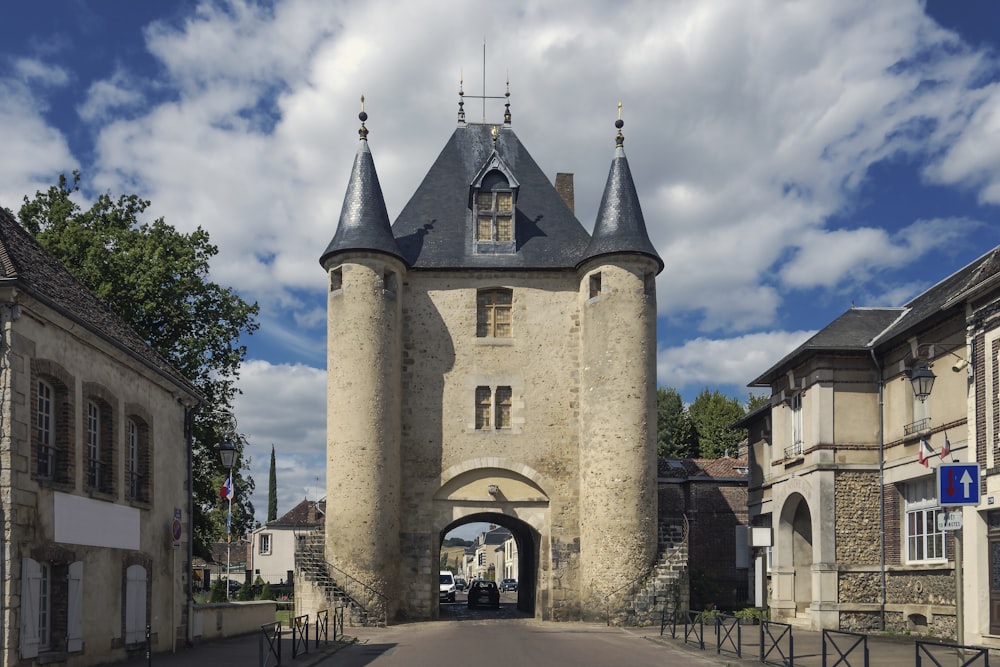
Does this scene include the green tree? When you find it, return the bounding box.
[746,393,770,412]
[268,444,278,522]
[17,172,260,559]
[688,388,747,458]
[656,387,697,458]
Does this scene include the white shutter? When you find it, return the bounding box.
[20,558,40,659]
[67,561,83,652]
[125,565,147,644]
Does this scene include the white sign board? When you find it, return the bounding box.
[937,510,963,531]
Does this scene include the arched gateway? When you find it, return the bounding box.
[300,96,663,622]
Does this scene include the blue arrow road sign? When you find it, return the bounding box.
[938,463,981,507]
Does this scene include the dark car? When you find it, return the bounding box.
[499,578,518,592]
[454,577,468,591]
[467,579,500,609]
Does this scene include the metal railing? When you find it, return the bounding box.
[290,614,309,658]
[259,621,281,667]
[683,610,706,650]
[905,417,932,436]
[822,628,868,667]
[915,640,990,666]
[760,619,794,666]
[715,614,742,658]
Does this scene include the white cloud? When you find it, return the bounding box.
[233,360,326,522]
[659,330,816,392]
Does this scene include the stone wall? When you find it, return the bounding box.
[835,471,880,564]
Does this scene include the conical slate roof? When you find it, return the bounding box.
[320,128,405,268]
[579,125,662,272]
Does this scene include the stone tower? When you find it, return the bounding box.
[317,97,662,622]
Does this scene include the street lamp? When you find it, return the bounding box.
[909,361,936,403]
[218,440,237,599]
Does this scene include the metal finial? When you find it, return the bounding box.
[359,95,369,141]
[491,125,498,147]
[458,70,466,125]
[503,71,511,126]
[615,101,624,147]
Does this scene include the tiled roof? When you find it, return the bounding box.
[0,208,199,398]
[268,498,325,528]
[658,456,749,480]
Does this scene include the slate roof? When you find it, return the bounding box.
[0,208,199,398]
[749,245,1000,387]
[579,143,663,272]
[750,307,903,386]
[392,123,592,269]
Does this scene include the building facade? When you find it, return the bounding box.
[0,209,199,665]
[308,97,663,622]
[744,246,1000,643]
[247,499,324,585]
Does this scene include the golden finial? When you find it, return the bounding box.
[491,125,498,147]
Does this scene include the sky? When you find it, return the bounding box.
[3,0,1000,530]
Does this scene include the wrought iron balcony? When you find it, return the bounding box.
[904,418,932,437]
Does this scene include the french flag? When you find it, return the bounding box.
[220,474,234,501]
[918,438,935,468]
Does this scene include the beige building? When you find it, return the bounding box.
[247,498,324,585]
[302,97,663,623]
[744,245,1000,643]
[0,209,200,665]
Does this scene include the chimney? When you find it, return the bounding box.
[554,173,574,214]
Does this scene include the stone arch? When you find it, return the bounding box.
[778,492,814,616]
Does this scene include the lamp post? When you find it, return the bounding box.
[218,440,237,599]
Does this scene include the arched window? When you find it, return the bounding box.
[32,363,75,486]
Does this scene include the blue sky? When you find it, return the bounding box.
[3,0,1000,526]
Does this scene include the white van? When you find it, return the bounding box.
[439,570,456,603]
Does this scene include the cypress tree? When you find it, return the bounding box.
[268,445,277,522]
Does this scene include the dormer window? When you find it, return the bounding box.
[470,152,519,255]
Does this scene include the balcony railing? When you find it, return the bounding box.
[904,418,932,437]
[38,444,57,479]
[87,459,112,494]
[127,471,149,502]
[784,442,803,459]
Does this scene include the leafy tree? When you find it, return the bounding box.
[656,387,697,458]
[17,172,259,559]
[209,578,228,603]
[268,444,278,522]
[747,393,770,412]
[688,388,747,458]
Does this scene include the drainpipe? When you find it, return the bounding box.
[870,348,886,630]
[185,405,195,647]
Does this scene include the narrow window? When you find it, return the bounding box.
[36,381,54,479]
[589,273,602,299]
[496,386,513,429]
[127,419,139,500]
[477,289,513,338]
[790,393,803,455]
[330,267,343,292]
[87,401,101,491]
[475,387,492,430]
[905,477,945,563]
[260,534,272,555]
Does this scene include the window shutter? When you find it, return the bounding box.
[20,558,40,659]
[67,561,83,651]
[125,565,147,644]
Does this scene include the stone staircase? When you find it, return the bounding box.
[295,529,387,627]
[605,519,690,627]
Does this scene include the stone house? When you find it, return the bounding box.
[742,245,1000,643]
[658,457,749,611]
[0,208,200,664]
[247,498,324,585]
[305,94,663,623]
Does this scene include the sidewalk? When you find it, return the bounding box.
[102,631,357,667]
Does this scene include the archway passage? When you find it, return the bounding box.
[440,512,537,616]
[780,493,814,617]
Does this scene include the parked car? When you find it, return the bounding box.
[467,579,500,609]
[439,570,456,603]
[499,578,518,592]
[454,577,468,591]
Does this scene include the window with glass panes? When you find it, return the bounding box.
[87,401,101,490]
[475,387,492,429]
[495,387,512,429]
[476,190,513,242]
[477,289,512,337]
[36,380,54,478]
[905,476,946,562]
[475,386,513,430]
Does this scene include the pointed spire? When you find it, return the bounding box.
[578,104,663,272]
[503,72,511,126]
[458,71,466,126]
[319,100,405,268]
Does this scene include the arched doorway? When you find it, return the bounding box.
[779,493,814,617]
[440,512,538,615]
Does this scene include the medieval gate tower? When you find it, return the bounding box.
[313,93,662,622]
